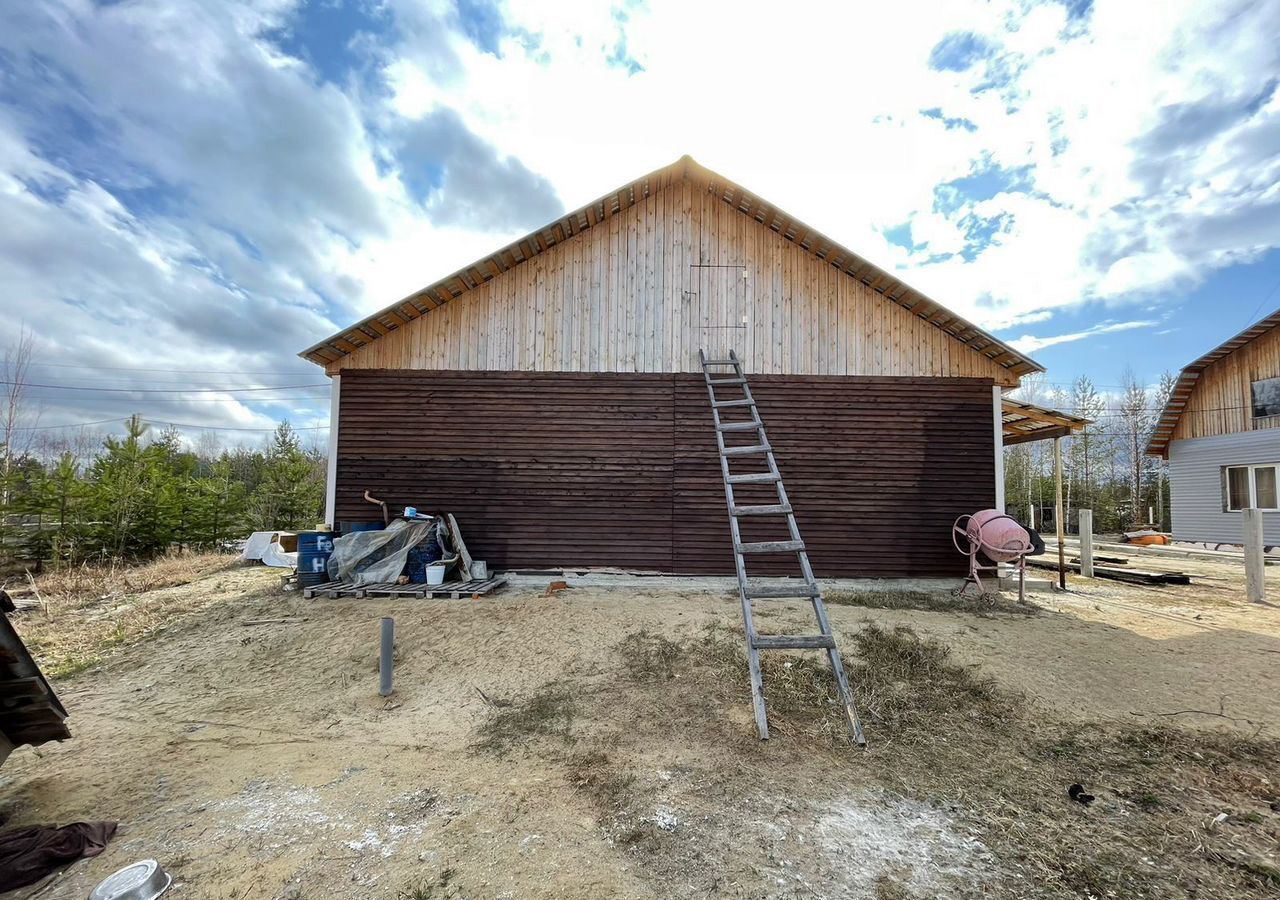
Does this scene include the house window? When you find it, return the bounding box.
[1252,377,1280,419]
[1224,464,1280,511]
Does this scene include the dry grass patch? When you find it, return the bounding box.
[471,685,577,754]
[615,628,684,681]
[566,750,636,816]
[607,623,1280,898]
[8,552,241,678]
[825,588,1040,616]
[396,867,461,900]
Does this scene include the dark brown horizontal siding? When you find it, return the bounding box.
[335,370,995,576]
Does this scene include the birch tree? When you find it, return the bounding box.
[1,327,37,506]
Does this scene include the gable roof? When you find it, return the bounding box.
[300,155,1044,379]
[1146,307,1280,457]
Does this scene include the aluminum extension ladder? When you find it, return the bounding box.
[698,349,866,745]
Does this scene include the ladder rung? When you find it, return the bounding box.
[712,398,755,409]
[752,634,836,651]
[721,443,771,456]
[726,472,780,484]
[703,359,736,365]
[744,584,821,599]
[731,503,792,516]
[708,377,746,385]
[737,540,805,554]
[717,421,761,432]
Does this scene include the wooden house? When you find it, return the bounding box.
[301,156,1054,577]
[1147,309,1280,546]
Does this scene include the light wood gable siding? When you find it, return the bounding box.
[327,178,1014,384]
[1171,322,1280,442]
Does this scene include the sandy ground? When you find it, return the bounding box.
[1,558,1278,899]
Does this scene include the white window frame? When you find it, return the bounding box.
[1224,464,1280,512]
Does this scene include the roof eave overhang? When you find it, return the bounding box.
[1144,309,1280,458]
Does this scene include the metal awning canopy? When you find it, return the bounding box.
[999,398,1091,590]
[1002,398,1090,445]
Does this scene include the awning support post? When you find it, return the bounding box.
[1054,436,1066,590]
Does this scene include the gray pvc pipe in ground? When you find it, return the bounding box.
[379,617,394,696]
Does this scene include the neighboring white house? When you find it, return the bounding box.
[1147,309,1280,547]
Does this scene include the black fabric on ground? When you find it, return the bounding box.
[0,821,117,892]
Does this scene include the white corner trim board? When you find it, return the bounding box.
[993,386,1005,513]
[325,374,340,527]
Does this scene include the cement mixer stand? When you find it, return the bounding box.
[698,349,866,746]
[952,512,1032,602]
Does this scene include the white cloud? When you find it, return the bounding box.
[383,0,1280,328]
[0,0,563,439]
[1,0,1278,442]
[1009,318,1160,353]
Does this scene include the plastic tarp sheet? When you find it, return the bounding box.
[327,519,436,585]
[240,531,295,562]
[260,543,298,569]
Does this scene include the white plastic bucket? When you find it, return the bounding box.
[426,563,447,586]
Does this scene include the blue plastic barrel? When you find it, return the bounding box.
[340,521,384,533]
[297,531,335,586]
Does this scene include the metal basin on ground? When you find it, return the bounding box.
[88,860,172,900]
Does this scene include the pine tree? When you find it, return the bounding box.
[248,423,323,531]
[22,453,90,563]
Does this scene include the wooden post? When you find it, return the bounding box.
[1244,508,1265,603]
[1079,509,1094,578]
[379,617,395,696]
[1054,436,1066,589]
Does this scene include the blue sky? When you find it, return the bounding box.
[0,0,1278,446]
[1023,248,1280,395]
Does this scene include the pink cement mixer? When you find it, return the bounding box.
[952,509,1034,600]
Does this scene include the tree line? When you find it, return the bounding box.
[1,416,325,568]
[1004,368,1176,535]
[0,330,325,569]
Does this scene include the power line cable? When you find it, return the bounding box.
[1,380,328,394]
[21,394,329,405]
[1242,272,1280,328]
[20,416,327,433]
[25,374,326,388]
[24,417,131,431]
[145,418,327,432]
[28,361,316,376]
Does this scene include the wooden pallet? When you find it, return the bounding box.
[303,576,507,600]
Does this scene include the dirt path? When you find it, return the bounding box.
[1,567,1278,898]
